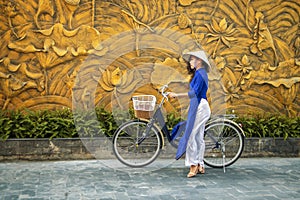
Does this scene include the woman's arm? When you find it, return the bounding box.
[168,92,188,98]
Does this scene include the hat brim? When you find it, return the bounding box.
[182,51,211,67]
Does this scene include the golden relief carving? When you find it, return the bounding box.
[250,12,279,66]
[205,18,237,58]
[0,0,299,117]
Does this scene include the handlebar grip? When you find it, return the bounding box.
[160,85,168,92]
[160,85,169,100]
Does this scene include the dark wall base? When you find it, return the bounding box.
[0,137,299,161]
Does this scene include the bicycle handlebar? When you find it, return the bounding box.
[160,85,169,100]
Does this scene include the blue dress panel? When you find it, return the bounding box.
[175,68,208,160]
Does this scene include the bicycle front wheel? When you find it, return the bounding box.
[204,119,244,168]
[112,120,162,168]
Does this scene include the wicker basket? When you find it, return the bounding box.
[132,95,156,119]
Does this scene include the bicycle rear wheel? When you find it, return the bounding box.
[204,119,244,168]
[112,120,162,168]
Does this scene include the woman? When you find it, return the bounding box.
[169,50,211,178]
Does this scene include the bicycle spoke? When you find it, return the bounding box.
[113,120,161,167]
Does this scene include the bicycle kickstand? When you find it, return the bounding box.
[222,154,226,173]
[222,143,226,173]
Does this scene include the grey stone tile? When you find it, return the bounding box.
[0,158,299,199]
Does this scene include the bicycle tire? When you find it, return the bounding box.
[204,119,244,168]
[112,120,162,168]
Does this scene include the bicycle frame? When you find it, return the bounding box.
[136,86,245,152]
[136,94,171,147]
[113,85,245,169]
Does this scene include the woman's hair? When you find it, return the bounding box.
[186,57,210,82]
[186,61,196,74]
[186,61,196,83]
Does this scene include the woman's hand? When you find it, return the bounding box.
[168,92,177,98]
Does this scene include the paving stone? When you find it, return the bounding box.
[0,158,299,199]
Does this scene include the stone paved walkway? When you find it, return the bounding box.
[0,158,299,199]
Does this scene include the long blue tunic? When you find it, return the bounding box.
[175,68,208,160]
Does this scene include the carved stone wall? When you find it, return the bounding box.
[0,0,299,117]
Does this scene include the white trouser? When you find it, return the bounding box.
[185,99,211,167]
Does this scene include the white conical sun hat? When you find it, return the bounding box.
[182,50,211,67]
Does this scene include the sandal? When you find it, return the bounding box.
[198,164,205,174]
[187,165,199,178]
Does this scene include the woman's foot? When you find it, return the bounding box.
[187,165,199,178]
[198,164,205,174]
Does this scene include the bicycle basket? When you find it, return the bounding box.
[132,95,156,119]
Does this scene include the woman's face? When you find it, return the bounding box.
[189,56,202,70]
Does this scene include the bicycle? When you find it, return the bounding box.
[112,85,245,171]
